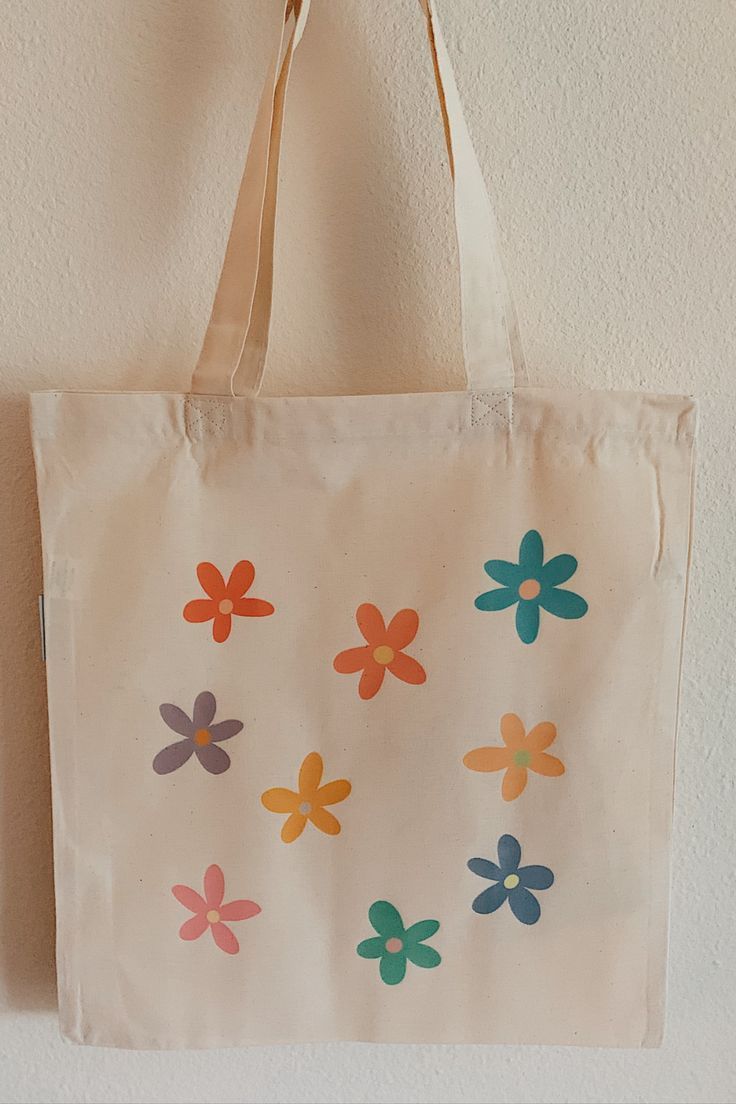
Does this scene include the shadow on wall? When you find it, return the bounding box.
[0,398,56,1011]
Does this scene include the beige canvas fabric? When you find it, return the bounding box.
[31,0,696,1049]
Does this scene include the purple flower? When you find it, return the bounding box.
[153,692,242,776]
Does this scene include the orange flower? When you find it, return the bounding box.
[333,603,426,700]
[183,561,274,643]
[463,713,565,801]
[261,752,352,843]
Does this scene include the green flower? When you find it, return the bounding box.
[356,900,441,985]
[475,529,588,644]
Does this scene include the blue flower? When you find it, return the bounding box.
[475,529,588,644]
[468,834,554,925]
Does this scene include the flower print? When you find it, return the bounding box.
[468,834,554,925]
[172,864,261,954]
[153,691,243,776]
[183,560,274,643]
[463,712,565,801]
[333,604,426,700]
[357,901,441,985]
[261,752,352,843]
[475,529,588,644]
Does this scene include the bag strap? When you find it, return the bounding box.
[191,0,524,397]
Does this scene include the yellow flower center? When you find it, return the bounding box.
[503,874,520,890]
[218,598,234,615]
[385,937,404,954]
[518,578,541,601]
[298,801,312,815]
[373,645,395,665]
[513,749,531,767]
[206,909,220,924]
[194,728,212,746]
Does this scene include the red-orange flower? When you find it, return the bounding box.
[463,713,565,801]
[333,603,426,700]
[183,561,274,643]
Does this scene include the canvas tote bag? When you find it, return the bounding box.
[31,0,696,1048]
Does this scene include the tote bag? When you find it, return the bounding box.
[31,0,696,1048]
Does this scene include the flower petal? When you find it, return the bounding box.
[183,598,215,624]
[281,812,307,843]
[386,608,419,649]
[299,751,323,794]
[483,559,522,586]
[261,787,300,813]
[529,751,565,777]
[404,918,440,944]
[463,746,511,773]
[153,739,195,775]
[172,884,206,912]
[159,703,194,738]
[197,562,226,599]
[333,646,371,673]
[233,597,274,618]
[356,603,386,645]
[219,899,261,921]
[357,936,385,959]
[368,900,404,938]
[359,661,385,700]
[226,559,255,597]
[518,865,554,891]
[525,721,557,751]
[405,942,441,969]
[501,765,528,801]
[515,600,540,644]
[212,613,232,643]
[508,886,541,925]
[499,712,526,749]
[379,952,407,985]
[541,553,578,587]
[211,921,239,954]
[179,913,208,941]
[316,779,351,806]
[204,864,225,909]
[192,691,216,728]
[538,587,588,620]
[209,719,243,743]
[467,857,502,882]
[308,806,341,835]
[195,743,231,775]
[387,652,426,686]
[475,587,517,612]
[519,530,544,572]
[497,834,522,872]
[471,883,507,915]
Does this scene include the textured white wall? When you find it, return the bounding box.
[1,1,734,1101]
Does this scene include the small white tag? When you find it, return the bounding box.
[38,595,46,662]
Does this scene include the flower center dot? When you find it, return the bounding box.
[194,728,211,746]
[218,598,234,615]
[518,578,541,601]
[206,909,220,924]
[385,937,403,954]
[373,645,395,666]
[299,801,311,815]
[503,874,520,890]
[513,749,531,767]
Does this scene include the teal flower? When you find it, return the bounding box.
[356,900,441,985]
[475,529,588,644]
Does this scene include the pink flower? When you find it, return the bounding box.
[172,864,261,955]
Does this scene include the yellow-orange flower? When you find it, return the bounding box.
[261,752,352,843]
[463,713,565,801]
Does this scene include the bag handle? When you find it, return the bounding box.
[191,0,524,397]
